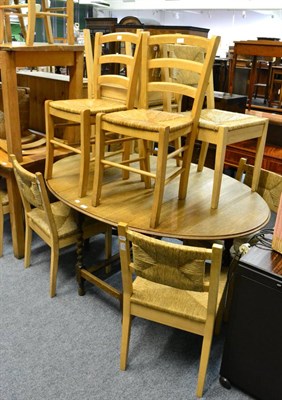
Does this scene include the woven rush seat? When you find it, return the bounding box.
[131,272,227,321]
[45,30,142,198]
[195,105,268,209]
[102,108,193,132]
[198,108,268,130]
[48,98,127,115]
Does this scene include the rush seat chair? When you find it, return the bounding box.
[11,154,112,298]
[163,43,269,210]
[45,29,143,198]
[118,222,227,398]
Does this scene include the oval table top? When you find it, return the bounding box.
[47,154,270,241]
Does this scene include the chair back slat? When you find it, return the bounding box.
[90,30,143,109]
[140,32,220,124]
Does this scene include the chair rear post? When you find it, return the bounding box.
[117,222,133,297]
[84,29,94,99]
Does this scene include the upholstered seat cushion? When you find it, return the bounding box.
[27,201,79,239]
[131,272,227,323]
[101,108,193,132]
[184,108,268,131]
[49,98,127,115]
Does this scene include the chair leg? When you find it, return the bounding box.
[178,132,195,200]
[45,101,56,180]
[120,301,132,371]
[92,114,106,207]
[5,12,13,42]
[150,129,169,228]
[66,0,75,45]
[41,0,54,44]
[250,122,268,193]
[196,323,214,397]
[24,225,32,268]
[121,139,131,180]
[49,246,59,298]
[79,109,91,197]
[211,136,226,209]
[197,141,209,172]
[0,207,3,257]
[0,10,5,44]
[105,225,112,274]
[139,139,151,188]
[26,0,36,46]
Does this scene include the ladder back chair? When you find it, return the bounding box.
[0,181,9,257]
[45,29,143,198]
[164,44,269,209]
[11,154,112,298]
[118,222,227,398]
[92,32,220,228]
[0,0,74,46]
[236,157,282,213]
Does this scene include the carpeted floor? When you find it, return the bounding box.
[0,216,255,400]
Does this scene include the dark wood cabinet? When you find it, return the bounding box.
[220,246,282,400]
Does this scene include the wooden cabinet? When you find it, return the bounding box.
[85,16,209,38]
[220,246,282,400]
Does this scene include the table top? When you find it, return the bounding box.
[46,154,270,241]
[0,43,84,52]
[233,40,282,57]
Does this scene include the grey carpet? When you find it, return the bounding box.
[0,216,254,400]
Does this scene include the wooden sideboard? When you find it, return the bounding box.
[85,17,209,38]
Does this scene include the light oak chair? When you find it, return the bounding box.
[11,154,112,298]
[196,80,269,209]
[92,33,220,228]
[45,29,143,198]
[0,0,74,46]
[118,222,227,398]
[164,44,269,209]
[236,157,282,213]
[0,182,9,257]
